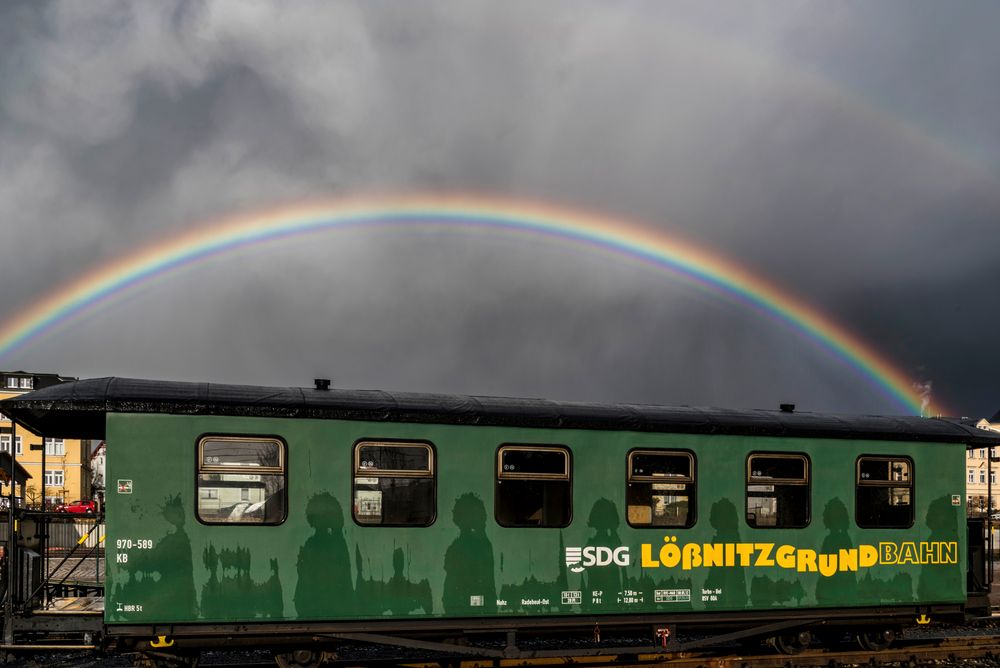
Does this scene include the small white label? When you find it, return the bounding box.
[561,590,582,605]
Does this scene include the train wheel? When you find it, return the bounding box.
[274,649,324,668]
[857,628,895,651]
[769,630,812,654]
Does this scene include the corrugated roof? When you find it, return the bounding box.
[1,376,998,447]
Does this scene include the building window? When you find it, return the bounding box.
[44,438,65,456]
[353,441,435,526]
[982,471,987,484]
[196,436,286,525]
[496,445,571,528]
[746,453,810,528]
[5,378,17,389]
[44,469,64,487]
[0,435,19,455]
[856,456,913,528]
[626,449,695,528]
[18,377,32,389]
[970,469,976,483]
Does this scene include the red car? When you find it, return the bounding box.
[55,500,97,514]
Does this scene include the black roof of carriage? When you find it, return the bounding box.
[1,376,999,447]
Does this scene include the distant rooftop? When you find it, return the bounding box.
[0,371,76,394]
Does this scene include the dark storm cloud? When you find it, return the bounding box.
[1,1,998,417]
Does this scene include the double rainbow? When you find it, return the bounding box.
[0,195,940,415]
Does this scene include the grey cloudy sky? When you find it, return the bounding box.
[1,1,998,417]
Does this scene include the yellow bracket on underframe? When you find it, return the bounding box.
[916,614,931,625]
[150,635,175,648]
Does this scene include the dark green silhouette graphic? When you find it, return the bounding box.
[200,545,283,619]
[294,492,354,618]
[859,571,913,602]
[443,493,497,613]
[114,495,197,619]
[497,544,568,614]
[703,499,747,607]
[355,546,433,615]
[750,575,806,607]
[815,497,858,605]
[582,498,623,610]
[918,495,961,601]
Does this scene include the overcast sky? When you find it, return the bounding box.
[2,1,999,417]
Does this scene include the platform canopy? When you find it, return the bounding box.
[0,452,31,486]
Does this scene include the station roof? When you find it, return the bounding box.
[0,453,31,485]
[2,376,999,447]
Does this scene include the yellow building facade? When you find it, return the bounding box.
[0,371,92,509]
[968,417,1000,515]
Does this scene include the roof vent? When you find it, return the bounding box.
[314,378,331,391]
[779,403,795,413]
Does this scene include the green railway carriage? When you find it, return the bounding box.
[4,377,999,656]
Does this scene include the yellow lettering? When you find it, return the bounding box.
[818,553,838,577]
[776,544,796,569]
[702,543,724,568]
[898,542,919,565]
[797,548,817,573]
[940,541,958,565]
[641,543,659,568]
[859,544,878,568]
[659,540,681,568]
[735,543,755,567]
[724,543,735,567]
[754,543,775,567]
[682,543,702,570]
[838,548,858,572]
[879,542,899,564]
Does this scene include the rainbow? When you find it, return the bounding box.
[0,194,941,415]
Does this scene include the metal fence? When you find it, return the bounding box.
[0,516,105,552]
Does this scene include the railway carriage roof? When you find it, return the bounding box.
[2,376,999,447]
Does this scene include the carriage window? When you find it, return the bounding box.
[627,450,695,527]
[496,445,571,527]
[746,453,809,528]
[353,441,435,526]
[856,456,913,528]
[197,437,286,525]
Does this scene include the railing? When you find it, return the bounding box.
[0,514,104,608]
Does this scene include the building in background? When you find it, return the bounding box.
[90,440,106,510]
[968,416,1000,515]
[0,370,93,509]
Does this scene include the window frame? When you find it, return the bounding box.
[195,434,288,526]
[626,448,697,529]
[44,469,65,487]
[745,451,811,529]
[855,455,914,529]
[351,439,437,527]
[44,438,65,456]
[494,444,572,528]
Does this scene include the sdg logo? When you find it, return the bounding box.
[565,546,630,573]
